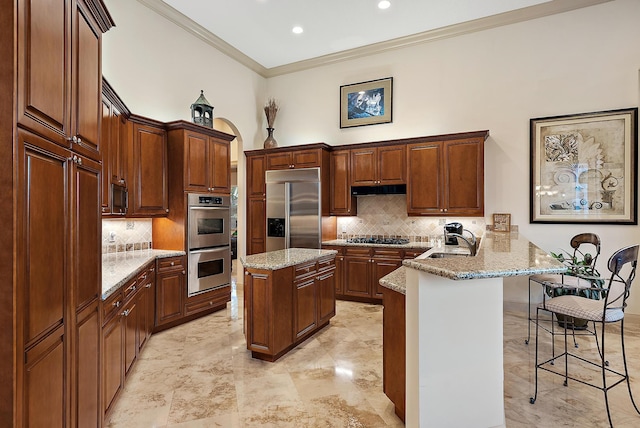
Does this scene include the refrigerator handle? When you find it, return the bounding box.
[284,182,290,249]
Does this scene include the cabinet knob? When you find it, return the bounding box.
[170,262,175,266]
[119,179,125,184]
[122,309,130,317]
[150,268,155,272]
[182,270,186,275]
[145,284,151,288]
[165,208,169,213]
[102,207,108,212]
[76,137,82,144]
[209,301,213,306]
[113,301,121,308]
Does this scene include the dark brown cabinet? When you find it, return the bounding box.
[128,116,169,217]
[246,153,267,255]
[351,145,405,186]
[102,299,124,419]
[383,286,406,422]
[244,255,336,362]
[407,135,486,216]
[166,122,234,195]
[155,256,186,327]
[330,149,356,215]
[266,148,324,170]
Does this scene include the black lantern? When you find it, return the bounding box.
[190,90,214,128]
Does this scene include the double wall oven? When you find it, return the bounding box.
[187,193,231,297]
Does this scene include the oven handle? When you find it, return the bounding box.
[188,206,230,210]
[189,246,230,255]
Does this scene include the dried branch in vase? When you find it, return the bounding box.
[264,98,279,128]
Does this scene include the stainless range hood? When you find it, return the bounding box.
[351,184,406,196]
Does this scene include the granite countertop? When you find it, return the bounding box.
[322,239,432,250]
[379,232,567,295]
[241,248,338,270]
[102,249,186,299]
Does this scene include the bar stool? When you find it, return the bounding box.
[530,244,640,427]
[525,233,601,345]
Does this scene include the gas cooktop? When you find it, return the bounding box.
[346,237,410,245]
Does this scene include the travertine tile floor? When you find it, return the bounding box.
[107,265,640,427]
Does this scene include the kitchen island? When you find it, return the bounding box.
[241,248,338,361]
[379,232,566,428]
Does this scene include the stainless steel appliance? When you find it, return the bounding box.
[444,222,463,245]
[187,193,231,297]
[265,168,321,252]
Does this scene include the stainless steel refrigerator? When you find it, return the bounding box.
[265,167,321,252]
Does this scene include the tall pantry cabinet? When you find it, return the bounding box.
[2,1,114,427]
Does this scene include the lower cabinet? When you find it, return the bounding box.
[74,300,101,428]
[245,255,336,361]
[322,245,424,304]
[155,256,186,327]
[102,302,124,419]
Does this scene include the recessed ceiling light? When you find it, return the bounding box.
[378,1,391,10]
[292,26,303,34]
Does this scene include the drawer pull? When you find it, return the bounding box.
[145,284,151,288]
[122,309,130,317]
[113,301,121,308]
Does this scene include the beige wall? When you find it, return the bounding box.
[102,0,640,312]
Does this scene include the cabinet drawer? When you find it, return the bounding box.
[344,248,372,257]
[373,249,403,259]
[157,256,184,272]
[102,290,123,323]
[317,256,335,273]
[122,278,138,300]
[185,286,231,316]
[294,261,317,281]
[404,250,426,259]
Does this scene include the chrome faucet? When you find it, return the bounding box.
[448,229,477,256]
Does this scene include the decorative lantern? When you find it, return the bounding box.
[190,90,214,128]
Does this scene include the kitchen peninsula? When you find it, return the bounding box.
[241,248,338,361]
[380,232,566,427]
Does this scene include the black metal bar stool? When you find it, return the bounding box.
[530,244,640,427]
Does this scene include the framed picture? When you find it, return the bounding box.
[493,213,511,232]
[340,77,392,128]
[530,107,638,224]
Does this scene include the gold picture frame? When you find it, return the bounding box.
[340,77,392,128]
[493,213,511,232]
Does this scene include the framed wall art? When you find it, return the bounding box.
[340,77,392,128]
[530,107,638,224]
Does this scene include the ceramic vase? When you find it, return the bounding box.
[264,127,277,149]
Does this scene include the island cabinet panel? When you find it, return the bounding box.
[128,118,168,216]
[330,149,356,216]
[351,145,406,186]
[372,250,404,299]
[317,258,336,325]
[383,286,406,422]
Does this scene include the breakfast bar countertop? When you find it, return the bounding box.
[322,239,432,250]
[102,249,186,299]
[240,248,338,271]
[379,232,566,295]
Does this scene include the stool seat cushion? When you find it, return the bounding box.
[540,295,624,322]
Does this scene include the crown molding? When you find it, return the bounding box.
[138,0,611,79]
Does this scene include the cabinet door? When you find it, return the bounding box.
[317,268,336,325]
[139,269,155,350]
[130,123,168,216]
[378,145,406,184]
[330,150,355,215]
[265,152,292,170]
[244,271,272,352]
[406,142,442,215]
[122,298,138,376]
[351,148,377,185]
[294,277,317,339]
[372,258,403,299]
[292,149,322,168]
[74,301,100,428]
[156,269,185,326]
[247,197,266,255]
[112,112,128,186]
[102,311,123,417]
[443,138,484,216]
[71,0,102,161]
[101,98,112,213]
[247,155,266,198]
[335,254,344,295]
[343,256,371,298]
[184,131,209,192]
[70,154,101,311]
[17,0,71,146]
[210,137,231,193]
[17,130,68,347]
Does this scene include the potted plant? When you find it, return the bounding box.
[547,249,605,329]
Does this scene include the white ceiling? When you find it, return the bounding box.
[142,0,609,76]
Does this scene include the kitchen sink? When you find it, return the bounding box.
[427,252,470,258]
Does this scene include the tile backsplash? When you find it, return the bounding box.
[336,195,486,241]
[102,219,152,254]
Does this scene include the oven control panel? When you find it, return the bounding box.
[188,193,230,207]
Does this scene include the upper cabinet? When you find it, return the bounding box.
[166,121,235,195]
[406,133,487,216]
[351,145,405,186]
[330,150,356,216]
[17,0,112,162]
[127,115,169,217]
[266,148,325,170]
